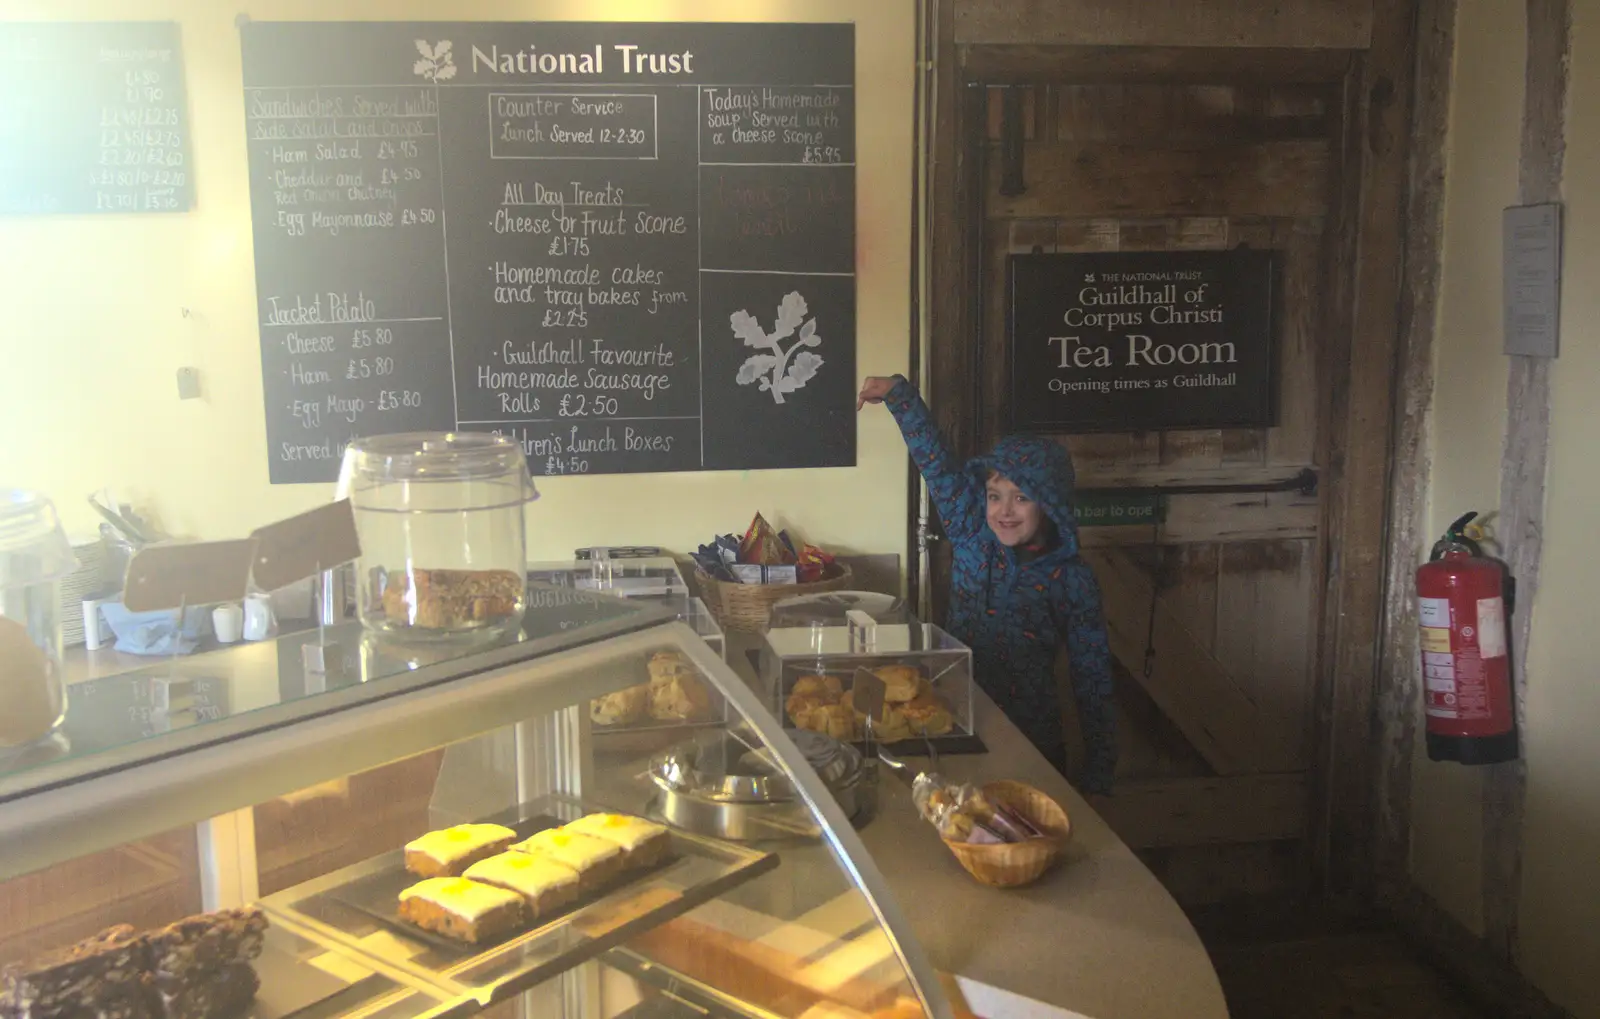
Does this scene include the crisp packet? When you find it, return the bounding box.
[739,513,793,566]
[690,536,742,582]
[796,543,834,583]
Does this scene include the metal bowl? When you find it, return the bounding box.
[649,729,865,841]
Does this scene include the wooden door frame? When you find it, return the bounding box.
[924,19,1420,904]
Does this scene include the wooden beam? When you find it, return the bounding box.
[952,0,1373,50]
[986,140,1330,219]
[1311,0,1418,905]
[923,0,980,626]
[1374,0,1456,903]
[1096,774,1307,848]
[959,45,1358,85]
[1484,0,1572,966]
[1086,548,1302,775]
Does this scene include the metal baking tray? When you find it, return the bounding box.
[257,796,778,1007]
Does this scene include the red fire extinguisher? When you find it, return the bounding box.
[1416,512,1518,764]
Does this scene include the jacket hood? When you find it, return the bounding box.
[967,436,1080,555]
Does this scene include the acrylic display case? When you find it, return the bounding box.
[0,583,956,1019]
[759,594,979,754]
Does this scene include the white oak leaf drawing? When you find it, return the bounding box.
[730,309,768,348]
[732,291,824,405]
[413,40,456,82]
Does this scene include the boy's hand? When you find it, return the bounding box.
[857,376,897,410]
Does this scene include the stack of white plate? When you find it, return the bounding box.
[60,538,112,647]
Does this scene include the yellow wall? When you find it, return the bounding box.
[0,0,915,564]
[1419,1,1600,1014]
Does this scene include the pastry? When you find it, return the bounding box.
[0,617,62,746]
[812,703,861,741]
[1,908,269,1019]
[463,852,579,919]
[398,877,526,943]
[648,671,712,722]
[1,924,152,1019]
[900,693,955,737]
[513,829,624,892]
[149,963,260,1019]
[789,674,843,702]
[842,689,910,741]
[381,568,523,630]
[786,691,833,727]
[590,684,649,726]
[564,813,672,869]
[872,665,922,703]
[404,823,518,878]
[646,651,694,684]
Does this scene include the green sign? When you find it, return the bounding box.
[1072,493,1164,527]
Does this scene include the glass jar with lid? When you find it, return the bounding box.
[336,432,537,643]
[0,490,76,746]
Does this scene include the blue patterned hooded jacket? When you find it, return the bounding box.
[885,377,1116,793]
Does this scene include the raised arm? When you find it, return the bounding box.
[1056,560,1117,795]
[861,375,984,541]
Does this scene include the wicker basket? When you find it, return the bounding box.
[942,780,1072,889]
[694,563,853,632]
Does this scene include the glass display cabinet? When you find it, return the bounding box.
[0,583,954,1019]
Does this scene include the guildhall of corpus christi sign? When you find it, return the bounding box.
[1007,249,1276,433]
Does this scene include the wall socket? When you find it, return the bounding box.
[176,367,202,400]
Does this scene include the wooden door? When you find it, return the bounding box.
[930,79,1339,905]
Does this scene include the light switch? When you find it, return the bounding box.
[176,367,202,400]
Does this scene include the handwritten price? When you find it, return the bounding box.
[543,309,589,328]
[543,456,591,475]
[558,394,619,418]
[345,357,395,379]
[548,236,590,257]
[377,390,422,411]
[351,327,394,349]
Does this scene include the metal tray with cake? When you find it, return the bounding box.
[256,796,777,1008]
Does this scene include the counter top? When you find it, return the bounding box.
[725,633,1228,1019]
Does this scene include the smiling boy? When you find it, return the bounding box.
[859,375,1116,794]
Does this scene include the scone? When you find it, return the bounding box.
[873,665,922,703]
[463,852,579,920]
[786,691,833,727]
[513,829,624,893]
[647,651,694,684]
[398,877,526,943]
[590,684,649,726]
[649,671,712,722]
[790,674,843,702]
[842,689,909,741]
[811,703,860,740]
[900,692,955,736]
[564,813,672,869]
[404,823,518,878]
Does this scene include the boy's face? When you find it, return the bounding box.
[985,474,1044,547]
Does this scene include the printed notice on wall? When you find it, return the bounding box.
[240,21,856,483]
[1007,250,1276,433]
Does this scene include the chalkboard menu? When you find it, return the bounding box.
[0,22,194,216]
[240,21,857,483]
[1008,250,1276,433]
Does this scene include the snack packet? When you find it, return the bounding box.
[739,513,793,566]
[795,543,835,583]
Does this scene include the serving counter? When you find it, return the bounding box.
[0,586,1226,1019]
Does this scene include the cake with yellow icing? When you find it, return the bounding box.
[463,851,579,919]
[512,828,623,892]
[404,823,518,878]
[563,813,671,869]
[397,877,526,943]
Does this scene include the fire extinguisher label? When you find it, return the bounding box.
[1477,597,1507,659]
[1419,597,1451,628]
[1420,627,1452,654]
